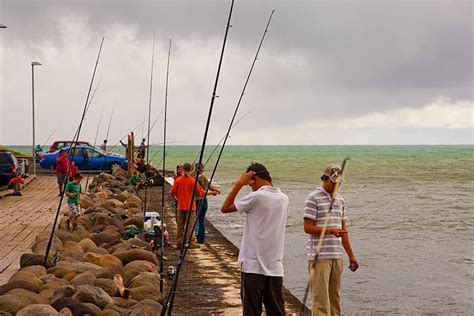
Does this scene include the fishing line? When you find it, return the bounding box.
[182,11,275,302]
[143,31,157,214]
[44,37,105,265]
[161,1,234,314]
[85,108,105,190]
[160,38,172,293]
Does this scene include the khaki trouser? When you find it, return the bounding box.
[308,259,343,316]
[176,210,196,247]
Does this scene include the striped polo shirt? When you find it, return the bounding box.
[303,187,347,260]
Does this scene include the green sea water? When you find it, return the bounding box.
[6,144,474,313]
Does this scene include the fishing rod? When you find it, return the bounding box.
[203,111,250,167]
[300,157,350,313]
[181,11,275,302]
[160,1,234,314]
[160,38,172,293]
[85,109,105,190]
[84,76,103,115]
[40,129,56,149]
[143,31,157,214]
[104,102,115,146]
[44,37,105,266]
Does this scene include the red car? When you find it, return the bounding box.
[47,140,93,153]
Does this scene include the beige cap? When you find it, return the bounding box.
[322,164,343,183]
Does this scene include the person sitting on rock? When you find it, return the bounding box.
[64,172,83,230]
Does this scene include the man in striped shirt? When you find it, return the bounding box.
[303,164,359,315]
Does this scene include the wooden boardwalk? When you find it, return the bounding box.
[0,175,64,284]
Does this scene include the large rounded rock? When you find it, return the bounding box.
[90,232,121,247]
[95,191,108,200]
[116,191,131,202]
[19,265,48,278]
[71,285,114,309]
[51,297,94,316]
[98,254,123,268]
[84,252,102,265]
[94,213,112,226]
[112,297,138,308]
[96,265,126,281]
[16,304,58,316]
[129,285,164,302]
[124,260,159,281]
[56,230,81,244]
[125,195,142,206]
[78,238,97,252]
[109,243,131,254]
[71,228,91,240]
[88,247,109,255]
[0,280,39,295]
[80,196,94,209]
[103,199,124,208]
[0,289,48,314]
[76,216,93,230]
[93,278,117,297]
[20,253,53,268]
[51,285,76,303]
[129,272,162,289]
[129,299,163,315]
[71,271,96,286]
[83,303,102,315]
[114,249,158,266]
[8,270,42,293]
[126,238,152,251]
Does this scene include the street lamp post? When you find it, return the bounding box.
[31,61,42,175]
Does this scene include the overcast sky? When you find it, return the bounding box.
[0,0,472,145]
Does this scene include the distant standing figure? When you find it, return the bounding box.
[68,161,78,181]
[82,149,89,168]
[137,138,146,159]
[64,172,83,230]
[221,162,289,316]
[100,140,107,151]
[194,163,220,244]
[170,162,217,249]
[55,149,70,196]
[303,164,359,316]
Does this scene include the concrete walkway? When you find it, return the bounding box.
[0,175,64,284]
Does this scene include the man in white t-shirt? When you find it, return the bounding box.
[221,162,289,316]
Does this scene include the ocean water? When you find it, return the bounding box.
[7,144,474,313]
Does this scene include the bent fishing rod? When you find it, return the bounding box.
[160,38,172,293]
[300,157,350,313]
[203,111,250,167]
[40,129,56,149]
[143,31,157,214]
[160,1,234,314]
[44,37,105,265]
[184,8,275,279]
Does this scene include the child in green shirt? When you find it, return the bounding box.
[64,172,83,230]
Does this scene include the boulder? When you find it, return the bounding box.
[115,249,158,266]
[16,265,47,278]
[91,232,121,247]
[129,299,163,315]
[123,217,144,229]
[0,280,39,295]
[51,297,94,316]
[103,199,124,208]
[51,285,76,303]
[129,285,163,302]
[76,216,93,230]
[95,191,108,200]
[116,191,131,202]
[125,195,142,206]
[109,243,131,254]
[71,271,96,286]
[20,253,54,268]
[71,285,114,309]
[16,304,58,316]
[112,297,138,308]
[32,238,63,257]
[98,309,121,316]
[80,196,94,209]
[58,308,73,316]
[71,228,91,240]
[129,272,162,289]
[126,238,152,251]
[8,270,42,293]
[94,213,112,226]
[56,230,81,244]
[94,278,117,297]
[78,238,97,252]
[84,252,103,265]
[0,289,48,314]
[98,255,123,268]
[83,303,102,315]
[96,265,126,281]
[124,260,159,281]
[88,247,109,255]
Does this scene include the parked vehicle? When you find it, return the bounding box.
[39,145,128,171]
[47,140,93,153]
[0,152,20,186]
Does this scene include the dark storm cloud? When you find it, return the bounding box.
[0,0,472,144]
